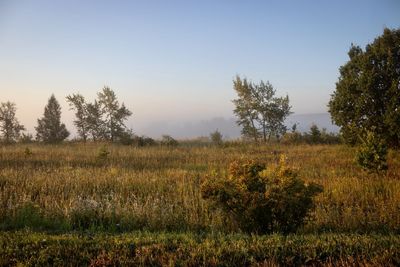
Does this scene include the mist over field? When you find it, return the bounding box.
[134,113,338,139]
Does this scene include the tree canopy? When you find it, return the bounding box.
[98,87,132,142]
[67,87,132,142]
[36,95,70,143]
[328,28,400,147]
[0,102,25,143]
[232,76,291,142]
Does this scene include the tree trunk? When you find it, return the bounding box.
[263,121,267,143]
[250,118,258,143]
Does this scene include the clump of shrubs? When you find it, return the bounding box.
[160,135,178,147]
[132,135,156,147]
[282,124,341,145]
[116,129,157,147]
[201,156,323,234]
[356,131,388,172]
[210,129,223,146]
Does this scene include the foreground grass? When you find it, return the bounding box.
[0,143,399,265]
[1,143,399,234]
[1,231,399,266]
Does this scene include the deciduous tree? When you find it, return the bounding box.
[66,93,89,142]
[328,28,400,147]
[233,76,291,142]
[0,101,25,143]
[97,87,132,142]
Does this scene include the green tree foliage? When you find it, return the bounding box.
[309,124,321,144]
[0,101,25,143]
[233,76,292,142]
[328,28,400,147]
[131,135,156,147]
[210,129,223,146]
[68,87,131,142]
[356,131,388,172]
[201,157,323,234]
[67,94,107,142]
[86,100,107,141]
[281,125,341,145]
[66,94,89,142]
[35,95,69,143]
[98,87,132,142]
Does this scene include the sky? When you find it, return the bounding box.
[0,0,399,138]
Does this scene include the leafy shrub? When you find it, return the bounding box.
[308,124,321,143]
[210,129,223,146]
[118,130,135,145]
[201,156,323,234]
[160,135,178,147]
[97,145,110,160]
[281,125,341,145]
[281,131,302,144]
[356,131,388,172]
[24,147,33,156]
[132,135,156,147]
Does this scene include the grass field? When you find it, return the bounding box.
[0,143,399,266]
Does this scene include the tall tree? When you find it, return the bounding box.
[0,101,25,143]
[97,87,132,141]
[233,76,292,142]
[36,94,70,143]
[232,77,260,142]
[328,28,400,147]
[86,100,106,141]
[66,93,89,142]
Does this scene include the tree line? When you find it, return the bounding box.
[0,87,132,144]
[1,28,398,149]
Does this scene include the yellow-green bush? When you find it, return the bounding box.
[201,156,323,234]
[357,131,388,172]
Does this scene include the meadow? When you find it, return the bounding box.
[0,143,399,266]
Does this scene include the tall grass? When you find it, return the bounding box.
[0,143,399,233]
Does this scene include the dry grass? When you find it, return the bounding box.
[0,143,399,233]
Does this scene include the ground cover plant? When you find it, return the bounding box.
[0,143,399,265]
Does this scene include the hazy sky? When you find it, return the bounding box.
[1,0,399,137]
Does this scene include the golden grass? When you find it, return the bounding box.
[0,143,399,233]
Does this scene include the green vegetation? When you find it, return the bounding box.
[67,87,132,142]
[232,76,291,143]
[201,157,322,234]
[1,231,399,266]
[357,131,388,172]
[210,129,223,146]
[35,95,70,143]
[0,102,25,143]
[160,135,179,147]
[282,124,341,145]
[0,27,398,266]
[0,143,399,265]
[329,28,400,148]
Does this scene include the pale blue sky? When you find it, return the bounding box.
[0,0,399,136]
